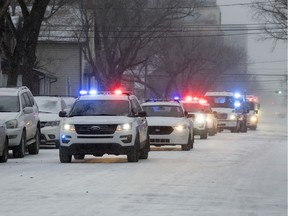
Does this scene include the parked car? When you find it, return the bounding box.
[34,96,68,148]
[141,100,194,151]
[0,120,9,163]
[0,86,40,158]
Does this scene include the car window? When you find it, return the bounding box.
[143,105,184,117]
[70,100,129,116]
[0,96,20,112]
[182,103,204,113]
[35,98,62,114]
[23,92,33,107]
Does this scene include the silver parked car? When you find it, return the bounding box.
[0,120,9,163]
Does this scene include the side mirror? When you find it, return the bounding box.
[184,111,188,117]
[138,111,147,117]
[254,110,258,114]
[59,111,67,117]
[187,113,195,120]
[23,107,33,114]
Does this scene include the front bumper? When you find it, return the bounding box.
[149,129,189,146]
[7,128,23,147]
[217,120,237,129]
[40,126,60,146]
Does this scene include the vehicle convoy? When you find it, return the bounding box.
[141,99,194,151]
[180,96,209,139]
[0,86,40,158]
[58,90,149,163]
[204,91,248,133]
[246,95,260,130]
[34,96,68,148]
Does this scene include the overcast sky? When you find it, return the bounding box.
[217,0,287,109]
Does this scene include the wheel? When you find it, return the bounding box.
[200,128,208,139]
[28,128,40,154]
[0,137,9,163]
[139,135,149,160]
[250,126,257,130]
[181,134,192,151]
[74,154,85,160]
[127,133,140,162]
[190,133,194,149]
[13,131,26,158]
[59,148,72,163]
[208,127,216,136]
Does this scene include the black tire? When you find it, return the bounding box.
[139,136,149,160]
[74,154,85,160]
[28,128,40,155]
[208,128,216,136]
[190,133,194,149]
[127,134,140,162]
[181,134,192,151]
[200,129,208,139]
[55,141,60,149]
[13,131,26,158]
[0,137,9,163]
[59,148,72,163]
[250,126,257,130]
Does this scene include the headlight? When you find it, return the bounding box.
[116,123,132,131]
[63,124,75,131]
[195,115,206,123]
[174,124,187,131]
[229,114,237,120]
[45,120,60,127]
[250,116,257,122]
[6,119,18,129]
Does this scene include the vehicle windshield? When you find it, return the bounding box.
[182,103,204,113]
[0,96,20,112]
[70,100,129,116]
[142,105,184,117]
[246,102,255,111]
[205,96,235,108]
[35,98,61,114]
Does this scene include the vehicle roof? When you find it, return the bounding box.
[205,91,234,96]
[0,87,30,96]
[76,94,132,101]
[34,96,62,101]
[142,101,181,106]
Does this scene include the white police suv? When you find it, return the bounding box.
[58,90,149,163]
[141,100,194,151]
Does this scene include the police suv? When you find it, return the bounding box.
[58,90,149,163]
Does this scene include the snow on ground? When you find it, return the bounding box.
[0,113,287,216]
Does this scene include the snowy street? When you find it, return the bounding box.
[0,116,287,216]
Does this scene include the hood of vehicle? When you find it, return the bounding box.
[146,117,187,126]
[210,107,234,113]
[0,112,20,122]
[63,116,133,124]
[39,113,60,122]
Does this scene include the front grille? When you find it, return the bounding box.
[148,126,173,135]
[217,113,228,120]
[40,122,47,128]
[75,124,117,135]
[150,139,170,144]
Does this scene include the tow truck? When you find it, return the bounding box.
[204,91,248,133]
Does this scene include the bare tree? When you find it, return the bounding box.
[0,0,70,92]
[251,0,287,41]
[74,0,198,90]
